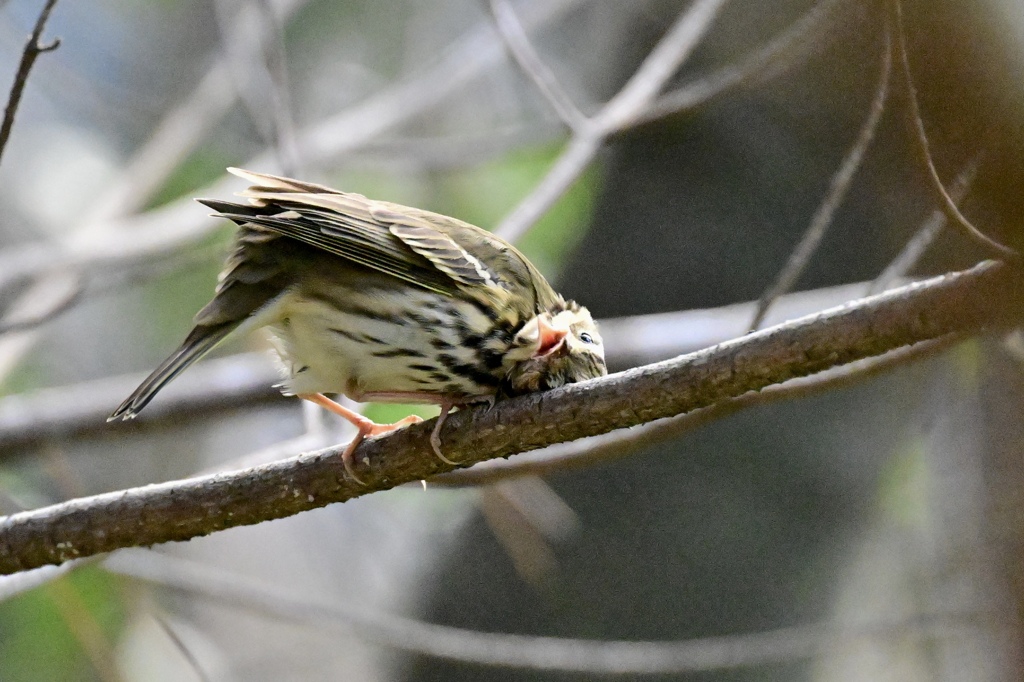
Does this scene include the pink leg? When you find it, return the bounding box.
[361,391,463,466]
[430,401,458,465]
[298,393,422,484]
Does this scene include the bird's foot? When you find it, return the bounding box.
[340,413,423,485]
[430,403,459,466]
[298,392,423,484]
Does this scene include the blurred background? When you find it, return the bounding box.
[1,0,1023,679]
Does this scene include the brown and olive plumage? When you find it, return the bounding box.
[110,168,606,481]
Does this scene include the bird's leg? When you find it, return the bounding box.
[431,401,459,466]
[297,392,423,484]
[358,392,468,467]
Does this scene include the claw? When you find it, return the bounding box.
[430,402,459,466]
[298,393,424,485]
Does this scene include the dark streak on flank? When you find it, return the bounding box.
[371,348,427,359]
[328,328,387,345]
[409,363,437,373]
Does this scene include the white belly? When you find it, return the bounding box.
[265,287,494,401]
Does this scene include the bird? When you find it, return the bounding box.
[109,168,607,483]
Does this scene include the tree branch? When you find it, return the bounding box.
[0,0,61,165]
[0,260,1017,574]
[103,549,992,674]
[750,23,891,330]
[888,0,1018,260]
[494,0,729,241]
[431,334,961,486]
[0,279,899,453]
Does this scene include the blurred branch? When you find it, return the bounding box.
[0,0,60,165]
[0,352,283,453]
[488,0,587,131]
[750,22,892,330]
[888,0,1017,260]
[0,279,893,453]
[635,0,847,128]
[494,0,729,241]
[0,0,306,382]
[868,155,980,294]
[492,0,854,243]
[0,0,586,384]
[105,550,996,674]
[0,260,1017,573]
[84,0,307,223]
[153,614,214,682]
[214,0,301,176]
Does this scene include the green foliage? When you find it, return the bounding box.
[0,568,126,682]
[878,436,929,528]
[144,145,232,213]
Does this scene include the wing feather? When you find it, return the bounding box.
[204,168,554,309]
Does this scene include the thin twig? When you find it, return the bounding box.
[0,0,60,165]
[888,0,1017,260]
[595,0,728,131]
[750,24,892,331]
[153,614,214,682]
[868,154,980,294]
[213,0,301,176]
[635,0,847,130]
[494,0,729,242]
[0,270,81,334]
[105,550,996,674]
[82,0,308,223]
[487,0,587,132]
[0,352,284,454]
[493,131,602,241]
[0,260,1016,574]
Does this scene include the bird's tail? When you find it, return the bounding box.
[108,323,234,421]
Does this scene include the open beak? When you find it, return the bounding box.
[533,315,568,358]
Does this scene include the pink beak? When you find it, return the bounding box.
[533,316,568,357]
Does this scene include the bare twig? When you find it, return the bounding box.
[0,269,81,334]
[635,0,848,129]
[82,0,308,223]
[0,260,1016,574]
[493,131,603,241]
[105,550,995,674]
[488,0,587,131]
[153,614,214,682]
[0,352,284,453]
[868,155,980,294]
[494,0,729,242]
[0,0,60,165]
[214,0,301,176]
[750,25,892,331]
[888,0,1017,260]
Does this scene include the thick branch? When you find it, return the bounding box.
[0,260,1017,574]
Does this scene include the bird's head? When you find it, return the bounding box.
[502,300,606,395]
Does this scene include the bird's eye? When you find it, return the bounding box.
[579,332,594,344]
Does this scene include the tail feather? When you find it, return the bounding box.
[108,324,234,421]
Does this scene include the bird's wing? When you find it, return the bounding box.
[201,168,548,307]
